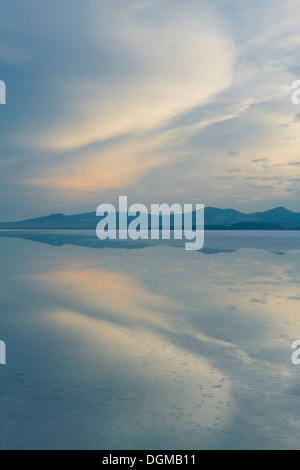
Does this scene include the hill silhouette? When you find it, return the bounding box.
[0,206,299,230]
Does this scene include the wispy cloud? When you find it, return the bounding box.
[1,0,300,217]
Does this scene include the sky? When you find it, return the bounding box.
[1,0,300,220]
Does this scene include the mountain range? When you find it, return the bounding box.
[0,206,300,230]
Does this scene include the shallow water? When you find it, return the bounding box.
[0,231,300,449]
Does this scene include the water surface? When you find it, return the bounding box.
[0,231,300,449]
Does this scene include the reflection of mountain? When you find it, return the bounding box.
[1,230,299,255]
[1,206,300,230]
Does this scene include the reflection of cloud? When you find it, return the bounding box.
[22,243,300,448]
[38,267,177,329]
[46,307,231,436]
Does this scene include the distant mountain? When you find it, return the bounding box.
[204,206,300,227]
[0,206,300,230]
[0,212,98,230]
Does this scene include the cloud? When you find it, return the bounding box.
[9,0,235,194]
[27,133,176,192]
[28,0,234,152]
[251,158,267,164]
[2,0,300,216]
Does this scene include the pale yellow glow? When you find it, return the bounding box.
[26,133,177,192]
[37,267,178,329]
